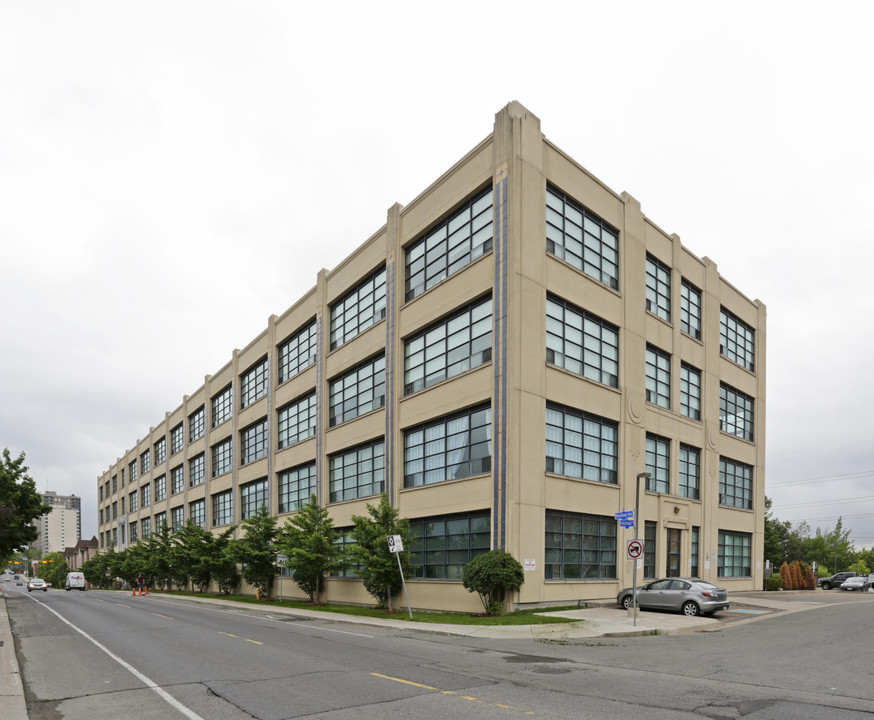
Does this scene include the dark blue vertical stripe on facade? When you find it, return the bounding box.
[315,311,323,505]
[493,173,509,551]
[500,176,508,551]
[385,260,395,499]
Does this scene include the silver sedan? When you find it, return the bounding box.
[617,577,730,616]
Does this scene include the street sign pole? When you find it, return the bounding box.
[388,535,413,619]
[633,472,651,627]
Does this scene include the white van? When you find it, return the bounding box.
[65,572,86,591]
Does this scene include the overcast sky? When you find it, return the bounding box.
[2,2,872,549]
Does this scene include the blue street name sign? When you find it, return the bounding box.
[614,510,634,519]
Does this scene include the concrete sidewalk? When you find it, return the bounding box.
[0,587,825,719]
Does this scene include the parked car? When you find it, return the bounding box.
[27,577,48,592]
[65,572,86,591]
[818,571,857,590]
[840,575,872,591]
[617,577,730,616]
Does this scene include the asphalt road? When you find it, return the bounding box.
[6,584,874,719]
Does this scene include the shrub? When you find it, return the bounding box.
[462,549,524,615]
[765,574,783,591]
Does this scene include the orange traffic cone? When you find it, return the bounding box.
[144,586,149,595]
[132,587,137,596]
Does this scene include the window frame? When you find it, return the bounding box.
[720,307,755,372]
[278,320,318,384]
[403,405,492,489]
[212,385,233,428]
[241,358,269,409]
[329,439,385,503]
[679,444,701,500]
[546,295,619,388]
[718,530,752,577]
[212,489,234,527]
[645,345,671,409]
[408,511,491,580]
[720,383,755,442]
[240,478,269,520]
[240,418,269,466]
[680,279,702,340]
[719,457,753,510]
[329,267,387,350]
[211,439,233,478]
[545,185,620,290]
[329,354,386,427]
[405,188,494,302]
[544,509,617,580]
[645,434,670,493]
[277,393,317,449]
[278,462,317,514]
[645,254,672,323]
[680,362,702,421]
[545,403,618,485]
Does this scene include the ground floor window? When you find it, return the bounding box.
[691,526,700,577]
[408,512,490,579]
[331,528,360,578]
[644,521,656,578]
[718,530,751,577]
[545,510,616,579]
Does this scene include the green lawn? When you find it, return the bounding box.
[160,590,579,626]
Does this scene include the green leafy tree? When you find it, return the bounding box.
[278,495,346,603]
[142,523,174,590]
[0,449,51,558]
[172,522,236,592]
[806,518,854,571]
[81,547,120,588]
[849,559,871,575]
[228,506,278,599]
[37,552,68,588]
[350,494,413,611]
[462,549,525,614]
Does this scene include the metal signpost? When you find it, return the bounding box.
[276,554,288,603]
[388,535,413,619]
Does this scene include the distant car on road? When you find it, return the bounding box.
[617,577,730,617]
[839,575,872,591]
[818,571,857,590]
[27,577,48,592]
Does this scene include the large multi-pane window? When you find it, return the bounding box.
[241,358,269,409]
[278,321,318,383]
[546,186,619,290]
[112,501,118,520]
[129,460,138,482]
[405,189,493,301]
[141,483,151,508]
[403,405,491,488]
[644,521,656,579]
[240,478,268,520]
[112,474,118,493]
[546,296,619,387]
[681,280,702,340]
[154,511,166,531]
[691,526,700,577]
[129,521,138,543]
[241,419,268,465]
[212,385,233,427]
[645,434,670,493]
[330,267,387,350]
[679,445,701,500]
[129,490,138,513]
[645,254,671,322]
[189,454,205,487]
[332,529,361,578]
[141,449,151,475]
[189,407,205,443]
[680,363,702,420]
[141,517,151,539]
[212,439,233,477]
[171,506,184,531]
[645,345,671,409]
[544,510,617,579]
[329,355,386,427]
[278,393,317,449]
[154,437,166,466]
[154,475,166,503]
[171,466,184,495]
[212,490,234,526]
[189,499,205,529]
[170,423,184,455]
[329,439,385,503]
[409,512,490,579]
[545,403,618,484]
[718,530,752,577]
[404,297,492,396]
[719,457,753,509]
[720,383,755,441]
[278,462,317,513]
[720,307,755,371]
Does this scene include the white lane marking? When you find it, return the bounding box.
[24,594,206,720]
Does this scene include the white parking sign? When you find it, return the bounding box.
[388,535,403,553]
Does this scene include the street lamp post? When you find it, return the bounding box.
[632,472,651,627]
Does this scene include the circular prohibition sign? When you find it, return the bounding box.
[626,539,644,559]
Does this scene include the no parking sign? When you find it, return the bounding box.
[626,539,643,560]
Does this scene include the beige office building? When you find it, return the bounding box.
[97,102,765,612]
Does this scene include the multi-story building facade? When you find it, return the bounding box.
[33,491,82,555]
[96,102,766,611]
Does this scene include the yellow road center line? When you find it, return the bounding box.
[218,631,262,645]
[152,613,173,619]
[371,673,534,715]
